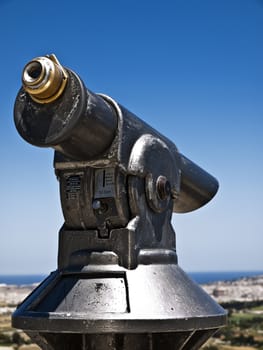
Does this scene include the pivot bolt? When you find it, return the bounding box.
[156,176,171,201]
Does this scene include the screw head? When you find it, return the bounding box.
[92,199,108,214]
[92,199,102,210]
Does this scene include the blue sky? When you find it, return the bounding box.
[0,0,262,274]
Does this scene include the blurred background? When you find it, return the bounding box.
[0,0,262,275]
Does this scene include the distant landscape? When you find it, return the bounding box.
[0,274,263,350]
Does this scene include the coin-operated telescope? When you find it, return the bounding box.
[12,54,226,350]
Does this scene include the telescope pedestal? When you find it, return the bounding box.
[13,250,226,350]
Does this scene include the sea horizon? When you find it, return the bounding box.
[0,270,262,286]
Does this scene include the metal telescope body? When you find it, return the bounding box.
[12,54,226,350]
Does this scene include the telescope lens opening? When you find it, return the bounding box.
[22,61,44,87]
[24,61,43,83]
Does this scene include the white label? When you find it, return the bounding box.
[94,168,115,198]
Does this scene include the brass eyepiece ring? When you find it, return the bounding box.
[22,54,68,104]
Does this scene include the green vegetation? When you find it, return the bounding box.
[202,301,263,350]
[251,304,263,312]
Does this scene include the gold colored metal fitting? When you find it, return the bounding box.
[22,54,68,104]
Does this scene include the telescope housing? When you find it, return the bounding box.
[12,54,226,350]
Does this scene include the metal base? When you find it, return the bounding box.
[26,330,218,350]
[12,262,226,349]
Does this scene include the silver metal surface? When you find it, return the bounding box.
[12,54,227,349]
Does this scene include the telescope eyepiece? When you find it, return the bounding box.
[22,54,68,104]
[23,61,43,81]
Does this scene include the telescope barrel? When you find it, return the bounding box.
[14,55,118,160]
[174,154,219,213]
[14,54,219,213]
